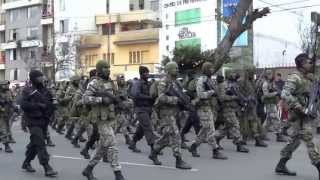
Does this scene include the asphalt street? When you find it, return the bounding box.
[0,122,319,180]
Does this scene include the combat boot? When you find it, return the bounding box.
[46,137,56,147]
[149,146,162,165]
[65,126,74,140]
[56,124,65,135]
[82,165,97,180]
[4,143,13,153]
[43,163,58,177]
[80,147,91,159]
[175,155,192,170]
[188,143,200,157]
[212,149,228,160]
[124,134,132,145]
[275,157,296,176]
[103,155,110,163]
[276,133,287,143]
[114,171,125,180]
[255,137,268,147]
[22,162,36,173]
[128,141,141,153]
[8,135,16,144]
[314,161,320,180]
[236,144,249,153]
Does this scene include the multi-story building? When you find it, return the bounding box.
[1,0,54,81]
[81,9,160,79]
[0,1,5,80]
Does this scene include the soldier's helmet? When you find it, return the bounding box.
[70,75,81,82]
[165,61,179,75]
[201,62,214,74]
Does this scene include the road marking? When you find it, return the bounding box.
[52,155,199,172]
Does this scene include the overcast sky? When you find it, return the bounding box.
[253,0,319,46]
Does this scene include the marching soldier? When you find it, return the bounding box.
[262,70,287,142]
[149,61,192,170]
[0,80,14,153]
[215,70,249,153]
[275,53,320,178]
[188,62,227,159]
[81,60,125,180]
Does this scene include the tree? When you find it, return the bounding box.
[163,0,270,74]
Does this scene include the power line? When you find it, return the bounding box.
[272,4,320,13]
[256,0,312,9]
[256,0,303,16]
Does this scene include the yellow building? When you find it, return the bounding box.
[80,10,160,79]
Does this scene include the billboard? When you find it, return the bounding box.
[220,0,248,46]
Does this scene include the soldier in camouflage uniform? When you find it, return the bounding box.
[215,70,249,153]
[55,81,69,134]
[70,75,87,148]
[63,77,81,140]
[238,66,268,147]
[149,61,192,170]
[188,62,227,159]
[0,80,14,153]
[262,70,287,142]
[115,75,133,145]
[275,53,320,177]
[81,60,125,180]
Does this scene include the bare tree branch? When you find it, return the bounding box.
[210,0,270,72]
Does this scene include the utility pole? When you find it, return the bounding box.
[107,0,111,64]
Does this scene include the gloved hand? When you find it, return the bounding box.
[102,97,112,105]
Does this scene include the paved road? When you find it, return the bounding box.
[0,123,319,180]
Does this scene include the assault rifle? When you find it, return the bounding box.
[226,81,248,112]
[95,90,121,104]
[165,82,195,112]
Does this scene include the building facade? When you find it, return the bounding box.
[1,0,53,81]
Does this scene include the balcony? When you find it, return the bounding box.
[114,28,159,45]
[41,3,53,25]
[21,39,43,48]
[79,35,101,49]
[96,10,160,25]
[1,41,17,50]
[2,0,42,10]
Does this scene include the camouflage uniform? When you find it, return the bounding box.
[237,69,267,147]
[0,81,14,151]
[188,72,226,159]
[149,62,191,169]
[279,71,320,165]
[55,82,69,133]
[262,79,281,134]
[83,77,121,172]
[215,77,249,153]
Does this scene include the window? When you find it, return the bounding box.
[14,68,18,80]
[30,50,36,59]
[129,52,132,64]
[139,0,144,9]
[27,6,38,19]
[141,50,149,62]
[137,51,141,64]
[166,24,169,30]
[133,51,136,63]
[130,4,134,11]
[59,0,65,11]
[9,49,17,61]
[27,27,39,39]
[9,29,17,41]
[102,23,115,35]
[166,14,169,19]
[166,35,169,40]
[111,53,114,65]
[9,9,19,22]
[103,53,107,60]
[60,20,69,33]
[106,0,110,14]
[10,68,18,81]
[166,45,169,51]
[129,51,144,64]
